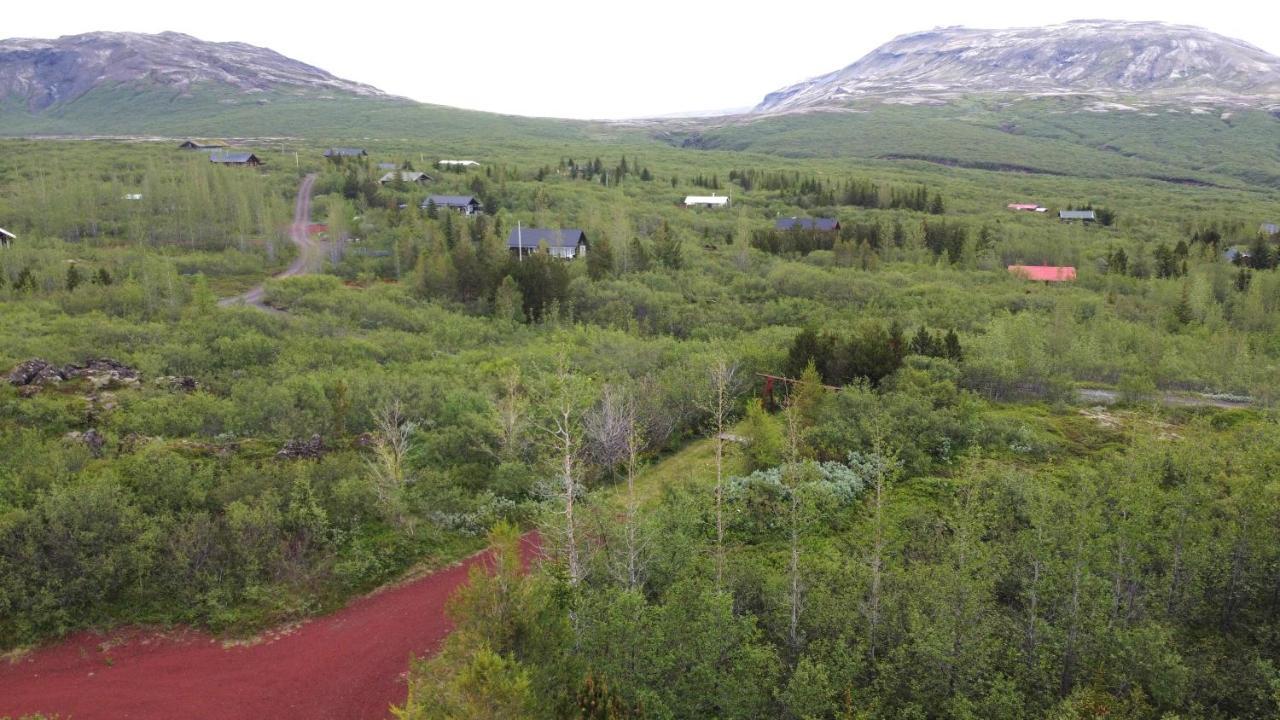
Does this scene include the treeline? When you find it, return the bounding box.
[0,160,288,251]
[727,168,944,212]
[783,324,961,386]
[533,157,654,186]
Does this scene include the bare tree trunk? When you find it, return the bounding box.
[557,399,581,586]
[700,358,739,593]
[784,401,803,651]
[1024,526,1043,675]
[1059,545,1083,697]
[624,418,643,590]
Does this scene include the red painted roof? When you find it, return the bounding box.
[1008,265,1077,282]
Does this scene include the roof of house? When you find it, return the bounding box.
[423,195,480,208]
[0,227,15,241]
[685,195,729,206]
[1059,210,1096,220]
[1262,223,1279,235]
[210,152,259,164]
[325,148,367,157]
[506,228,586,249]
[776,217,840,232]
[180,140,225,149]
[438,160,479,166]
[379,171,432,183]
[1007,203,1041,211]
[1008,265,1077,282]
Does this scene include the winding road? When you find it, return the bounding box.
[219,173,321,309]
[0,533,541,720]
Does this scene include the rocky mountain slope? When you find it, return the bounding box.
[756,20,1280,113]
[0,31,385,112]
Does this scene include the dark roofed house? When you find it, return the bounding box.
[507,227,588,259]
[1059,210,1096,222]
[324,148,367,158]
[0,227,14,247]
[210,152,262,166]
[378,171,433,185]
[423,195,482,216]
[179,140,225,150]
[775,217,841,232]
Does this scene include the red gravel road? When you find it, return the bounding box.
[0,533,541,720]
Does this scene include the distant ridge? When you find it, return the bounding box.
[755,20,1280,113]
[0,31,386,113]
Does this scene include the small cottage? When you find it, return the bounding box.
[775,217,841,232]
[179,140,225,150]
[423,195,482,215]
[507,228,588,259]
[1008,265,1077,282]
[438,160,480,168]
[1059,210,1096,222]
[684,195,730,208]
[378,171,433,185]
[1008,203,1047,212]
[0,228,14,247]
[210,152,262,166]
[324,148,367,158]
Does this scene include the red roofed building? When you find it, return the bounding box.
[1008,265,1077,282]
[1007,203,1041,211]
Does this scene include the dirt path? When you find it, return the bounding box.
[218,173,321,309]
[1076,388,1253,409]
[0,533,541,720]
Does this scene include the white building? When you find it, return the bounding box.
[684,194,730,208]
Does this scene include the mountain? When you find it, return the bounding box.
[755,20,1280,113]
[0,31,386,113]
[0,31,590,141]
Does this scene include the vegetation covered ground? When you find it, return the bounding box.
[0,106,1278,718]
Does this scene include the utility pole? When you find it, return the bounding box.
[517,221,524,262]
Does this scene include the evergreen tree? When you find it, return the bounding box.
[587,237,615,281]
[652,221,683,269]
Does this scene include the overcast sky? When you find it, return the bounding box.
[6,0,1280,119]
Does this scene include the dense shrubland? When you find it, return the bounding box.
[1,137,1279,718]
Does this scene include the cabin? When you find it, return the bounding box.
[684,195,730,209]
[210,152,262,166]
[423,195,482,215]
[0,228,14,247]
[775,217,840,232]
[1008,203,1047,213]
[507,228,588,259]
[1262,223,1279,236]
[1008,265,1077,282]
[1225,247,1251,264]
[437,160,480,168]
[378,171,433,185]
[324,148,367,159]
[179,140,225,150]
[1059,210,1096,223]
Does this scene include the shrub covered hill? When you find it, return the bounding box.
[1,20,1280,720]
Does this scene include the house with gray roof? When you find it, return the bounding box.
[378,171,433,185]
[179,140,225,150]
[776,217,841,232]
[0,227,14,247]
[423,195,482,215]
[1059,210,1096,222]
[507,227,588,259]
[210,152,262,166]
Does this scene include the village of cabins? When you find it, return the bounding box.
[7,140,1274,279]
